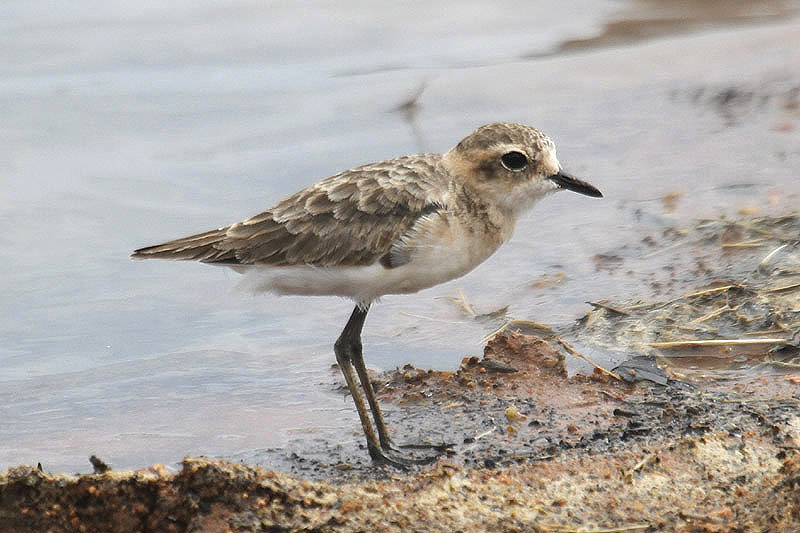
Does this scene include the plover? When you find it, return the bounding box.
[132,122,602,467]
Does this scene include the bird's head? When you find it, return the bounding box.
[444,122,602,219]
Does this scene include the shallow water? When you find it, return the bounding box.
[2,1,799,473]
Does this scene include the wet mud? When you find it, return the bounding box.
[2,328,798,531]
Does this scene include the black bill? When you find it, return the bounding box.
[549,171,603,198]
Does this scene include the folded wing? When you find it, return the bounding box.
[131,155,448,268]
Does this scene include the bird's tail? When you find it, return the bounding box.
[131,227,236,263]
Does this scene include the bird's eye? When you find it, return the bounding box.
[500,151,528,171]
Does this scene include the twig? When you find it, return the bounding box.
[597,389,629,402]
[624,452,659,482]
[539,524,650,533]
[641,238,691,258]
[763,360,800,369]
[649,285,741,312]
[743,328,787,336]
[455,288,476,316]
[479,319,553,344]
[398,312,462,325]
[474,428,494,440]
[649,338,788,348]
[721,239,765,248]
[461,427,497,454]
[758,243,789,273]
[625,302,654,311]
[480,321,510,344]
[509,319,553,332]
[587,301,631,316]
[555,336,621,380]
[688,305,732,324]
[681,285,741,299]
[763,282,800,294]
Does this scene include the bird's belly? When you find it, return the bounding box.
[236,224,502,305]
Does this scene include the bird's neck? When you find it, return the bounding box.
[449,182,516,245]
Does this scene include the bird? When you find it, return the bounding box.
[131,122,602,467]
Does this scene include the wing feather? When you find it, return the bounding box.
[131,154,449,268]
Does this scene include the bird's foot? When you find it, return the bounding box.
[380,436,454,453]
[397,441,454,452]
[370,439,454,469]
[369,446,439,469]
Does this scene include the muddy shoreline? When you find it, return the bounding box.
[3,346,798,531]
[4,210,798,531]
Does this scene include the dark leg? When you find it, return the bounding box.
[334,305,382,460]
[348,321,394,450]
[335,305,440,467]
[352,348,452,453]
